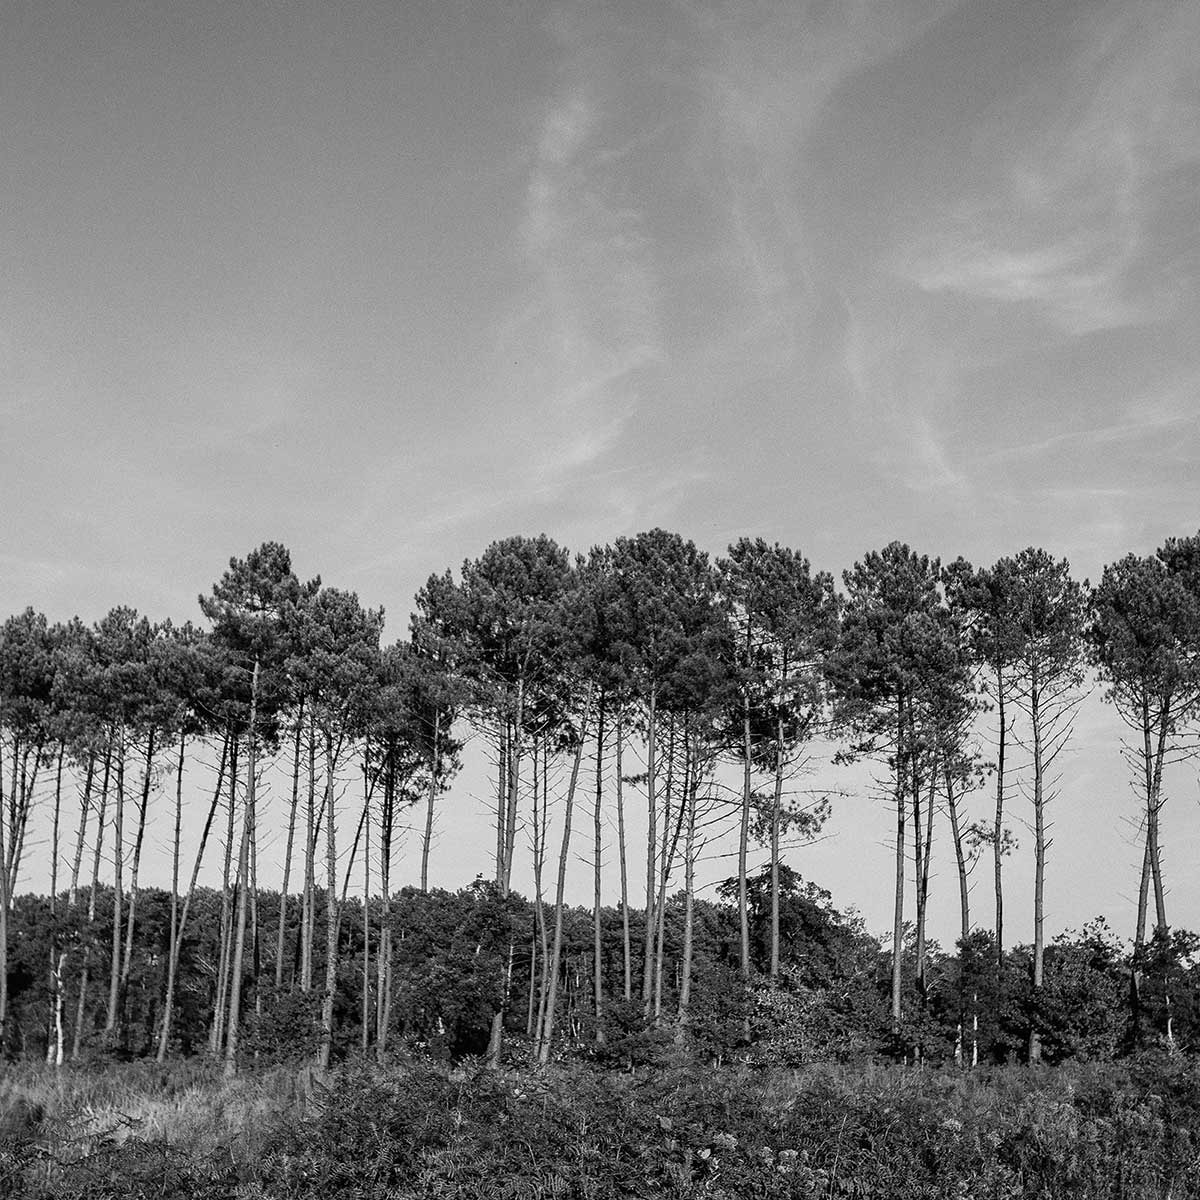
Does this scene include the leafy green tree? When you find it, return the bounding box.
[1092,551,1200,946]
[719,539,839,981]
[200,542,320,1075]
[827,543,944,1037]
[1003,549,1088,1063]
[944,557,1027,966]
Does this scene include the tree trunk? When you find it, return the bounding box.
[678,731,697,1032]
[641,687,658,1010]
[739,701,752,984]
[1029,674,1045,1065]
[615,710,631,1001]
[537,688,592,1064]
[210,736,238,1056]
[68,753,97,909]
[770,713,785,979]
[318,730,341,1070]
[72,747,111,1060]
[945,764,970,945]
[592,694,605,1044]
[421,711,439,892]
[891,696,906,1033]
[121,727,157,998]
[276,702,305,990]
[158,736,228,1061]
[224,660,259,1077]
[105,726,126,1035]
[994,673,1006,969]
[46,744,65,1064]
[301,719,317,992]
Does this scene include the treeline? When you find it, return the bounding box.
[0,531,1198,1071]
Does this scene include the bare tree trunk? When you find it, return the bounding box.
[641,688,658,1010]
[166,731,186,1022]
[318,731,343,1071]
[0,736,11,1047]
[46,744,65,1063]
[678,731,697,1033]
[532,737,550,1048]
[994,674,1006,970]
[105,726,126,1036]
[158,737,229,1061]
[68,753,97,909]
[739,701,752,984]
[224,661,260,1077]
[362,778,371,1056]
[487,679,525,1070]
[916,755,936,1006]
[210,736,239,1056]
[593,695,605,1044]
[770,714,785,979]
[376,746,394,1059]
[421,712,439,892]
[537,689,592,1064]
[301,720,317,993]
[946,764,971,945]
[653,716,679,1020]
[1029,676,1045,1065]
[121,728,157,998]
[276,702,304,991]
[615,710,631,1001]
[891,697,906,1033]
[72,748,111,1060]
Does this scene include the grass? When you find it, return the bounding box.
[1,1053,1199,1197]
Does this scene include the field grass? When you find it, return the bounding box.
[2,1052,1199,1197]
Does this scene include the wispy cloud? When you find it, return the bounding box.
[894,0,1200,333]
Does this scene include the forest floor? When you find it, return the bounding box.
[2,1051,1199,1198]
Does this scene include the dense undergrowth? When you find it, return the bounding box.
[3,1051,1200,1198]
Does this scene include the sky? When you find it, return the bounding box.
[2,0,1199,948]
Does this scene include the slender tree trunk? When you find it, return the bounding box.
[739,700,752,984]
[46,744,65,1063]
[121,728,157,998]
[224,661,259,1077]
[68,753,97,909]
[421,712,439,892]
[593,694,605,1044]
[376,747,394,1059]
[276,702,305,991]
[891,696,906,1033]
[1029,675,1045,1065]
[771,714,785,979]
[488,678,525,1069]
[362,774,371,1056]
[911,713,926,1006]
[72,747,111,1059]
[641,688,658,1010]
[532,737,551,1049]
[994,674,1006,969]
[537,688,592,1064]
[301,720,317,992]
[653,716,677,1021]
[318,731,342,1071]
[615,710,631,1001]
[158,736,228,1061]
[210,736,239,1056]
[166,731,186,1025]
[0,736,11,1047]
[1146,707,1170,935]
[946,765,971,945]
[105,726,126,1035]
[915,752,936,1006]
[678,731,697,1033]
